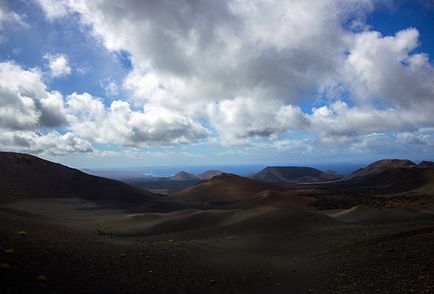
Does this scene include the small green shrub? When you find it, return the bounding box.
[96,224,112,236]
[0,263,10,269]
[18,230,27,236]
[120,253,126,257]
[4,248,14,254]
[36,275,47,281]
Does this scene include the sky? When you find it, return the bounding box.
[0,0,433,168]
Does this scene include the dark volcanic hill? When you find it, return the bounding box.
[0,152,158,206]
[337,159,434,195]
[343,159,417,186]
[419,161,434,168]
[386,166,434,194]
[172,173,284,204]
[253,166,339,183]
[169,171,199,181]
[197,170,223,180]
[169,170,223,181]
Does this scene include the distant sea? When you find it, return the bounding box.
[85,163,366,178]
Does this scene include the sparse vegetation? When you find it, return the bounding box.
[4,248,14,254]
[36,275,47,281]
[18,230,27,236]
[0,263,10,269]
[96,224,112,236]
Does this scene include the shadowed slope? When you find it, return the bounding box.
[0,152,158,206]
[387,167,434,194]
[346,159,416,182]
[231,189,316,209]
[328,205,434,224]
[253,166,339,183]
[340,159,434,194]
[419,161,434,168]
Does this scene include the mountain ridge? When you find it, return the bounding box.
[172,173,284,204]
[253,166,339,183]
[0,152,158,206]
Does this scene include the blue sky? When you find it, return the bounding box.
[0,0,433,168]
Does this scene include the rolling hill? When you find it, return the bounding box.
[169,170,223,181]
[342,159,416,186]
[169,171,199,181]
[333,159,434,195]
[171,173,284,204]
[253,166,339,183]
[197,169,223,180]
[0,152,158,206]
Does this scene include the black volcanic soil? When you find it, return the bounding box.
[0,206,433,294]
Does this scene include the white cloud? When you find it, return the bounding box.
[343,28,434,109]
[309,101,414,142]
[207,97,308,145]
[0,130,93,155]
[34,0,69,21]
[0,61,92,155]
[350,132,434,155]
[0,58,208,153]
[273,139,314,154]
[101,79,119,96]
[51,0,375,108]
[21,0,434,154]
[0,61,68,130]
[44,53,72,78]
[66,93,209,147]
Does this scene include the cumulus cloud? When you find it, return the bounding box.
[0,61,68,130]
[66,92,208,147]
[0,61,93,155]
[102,79,119,97]
[0,57,208,154]
[343,29,434,108]
[350,132,434,155]
[34,0,69,21]
[309,28,434,142]
[0,130,93,155]
[309,101,414,142]
[207,97,308,145]
[46,0,375,108]
[44,53,72,78]
[18,0,434,154]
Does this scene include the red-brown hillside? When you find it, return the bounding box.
[171,173,284,204]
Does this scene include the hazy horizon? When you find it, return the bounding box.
[80,159,433,177]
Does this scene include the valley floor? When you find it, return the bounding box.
[0,200,433,294]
